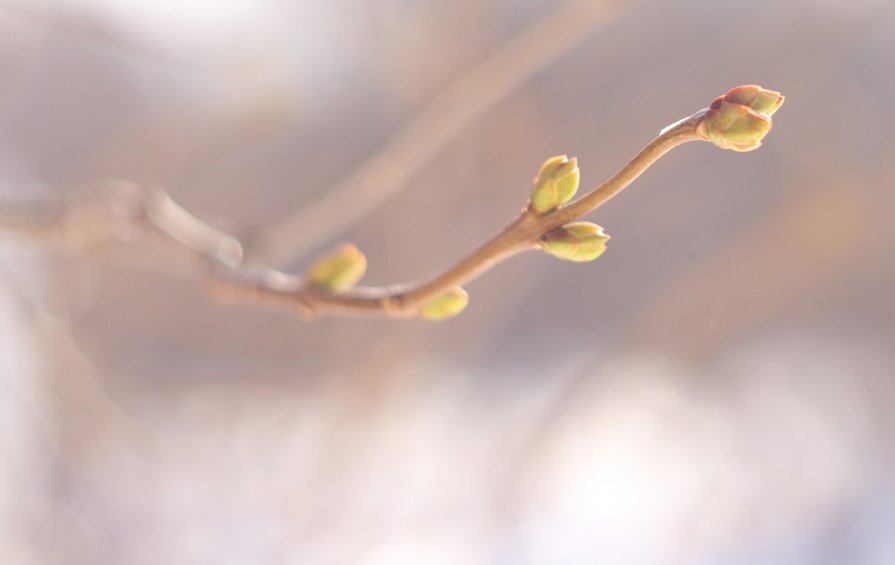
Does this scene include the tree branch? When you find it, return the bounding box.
[215,110,704,319]
[0,86,783,322]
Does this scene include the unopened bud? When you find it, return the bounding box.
[700,102,772,152]
[540,222,610,262]
[720,85,784,117]
[308,243,367,292]
[418,287,469,320]
[530,155,580,214]
[699,84,783,152]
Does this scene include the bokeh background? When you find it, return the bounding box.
[2,0,895,563]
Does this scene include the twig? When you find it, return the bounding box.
[0,86,783,321]
[216,111,704,319]
[0,181,242,265]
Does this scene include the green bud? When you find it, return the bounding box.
[699,101,773,152]
[699,85,783,152]
[540,222,610,262]
[418,287,469,320]
[720,85,784,117]
[309,243,367,292]
[530,155,580,214]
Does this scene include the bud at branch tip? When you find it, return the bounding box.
[698,85,784,152]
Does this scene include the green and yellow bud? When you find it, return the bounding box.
[699,84,783,152]
[540,222,610,262]
[418,287,469,321]
[700,102,772,152]
[308,243,367,292]
[530,155,580,214]
[720,85,784,116]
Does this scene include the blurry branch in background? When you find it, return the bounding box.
[0,181,242,267]
[250,0,624,268]
[0,86,783,321]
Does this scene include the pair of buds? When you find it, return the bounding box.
[529,155,610,262]
[308,243,468,320]
[530,85,784,262]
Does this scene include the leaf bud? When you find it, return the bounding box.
[540,222,610,262]
[308,243,367,292]
[719,85,784,116]
[530,155,580,214]
[418,287,469,320]
[698,84,783,152]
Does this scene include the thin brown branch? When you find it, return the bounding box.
[2,85,780,322]
[0,181,241,264]
[215,111,704,319]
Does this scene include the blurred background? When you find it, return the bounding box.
[2,0,895,563]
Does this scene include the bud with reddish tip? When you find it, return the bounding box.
[419,287,469,320]
[530,155,580,214]
[721,85,784,116]
[698,85,784,152]
[309,243,367,292]
[540,222,610,262]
